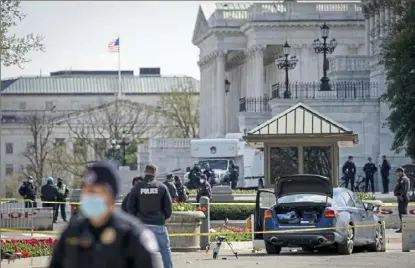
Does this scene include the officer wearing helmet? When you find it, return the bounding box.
[41,177,59,211]
[49,161,158,268]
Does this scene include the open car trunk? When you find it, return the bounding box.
[273,175,333,226]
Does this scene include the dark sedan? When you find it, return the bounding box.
[254,174,386,255]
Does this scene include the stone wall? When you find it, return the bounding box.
[138,138,193,176]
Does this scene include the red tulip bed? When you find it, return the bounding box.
[1,238,57,258]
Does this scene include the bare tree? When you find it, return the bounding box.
[156,82,199,138]
[50,99,153,178]
[1,0,45,67]
[21,111,55,186]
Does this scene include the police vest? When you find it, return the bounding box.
[58,184,66,194]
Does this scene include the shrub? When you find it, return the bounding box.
[210,204,255,221]
[1,238,56,257]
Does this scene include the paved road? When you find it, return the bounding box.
[168,249,414,268]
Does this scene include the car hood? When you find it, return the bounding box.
[274,174,333,198]
[212,169,227,175]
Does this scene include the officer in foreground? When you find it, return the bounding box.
[49,161,158,268]
[196,174,212,203]
[394,167,410,233]
[127,164,173,268]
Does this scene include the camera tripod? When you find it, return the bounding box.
[205,218,238,260]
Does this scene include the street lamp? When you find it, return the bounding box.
[110,132,130,166]
[276,41,298,99]
[225,79,231,94]
[311,22,338,91]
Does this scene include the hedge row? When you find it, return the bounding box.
[210,204,255,221]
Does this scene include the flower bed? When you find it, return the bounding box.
[210,226,251,242]
[1,238,56,258]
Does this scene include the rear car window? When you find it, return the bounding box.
[278,194,333,204]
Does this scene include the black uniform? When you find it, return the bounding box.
[394,175,410,220]
[174,180,189,203]
[163,175,178,202]
[196,181,212,203]
[127,177,172,225]
[18,180,37,208]
[342,161,356,191]
[380,159,391,193]
[363,161,378,193]
[48,210,158,268]
[203,169,215,185]
[188,166,201,189]
[41,183,59,208]
[229,165,239,189]
[55,181,69,222]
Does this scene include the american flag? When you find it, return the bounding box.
[108,38,120,53]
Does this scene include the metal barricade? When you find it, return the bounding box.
[0,199,54,233]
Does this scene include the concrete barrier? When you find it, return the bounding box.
[402,215,415,252]
[211,185,234,202]
[0,208,54,231]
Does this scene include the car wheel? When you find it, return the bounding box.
[301,246,314,252]
[368,222,385,252]
[265,242,282,255]
[338,225,354,255]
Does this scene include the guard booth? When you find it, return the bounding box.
[244,102,358,187]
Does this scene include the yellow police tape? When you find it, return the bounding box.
[0,220,414,238]
[3,199,415,206]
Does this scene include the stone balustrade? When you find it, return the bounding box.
[208,2,363,26]
[329,56,370,72]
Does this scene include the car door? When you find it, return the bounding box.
[341,191,365,244]
[254,189,276,240]
[351,192,374,243]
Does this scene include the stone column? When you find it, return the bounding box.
[384,7,390,30]
[253,45,265,98]
[379,6,385,37]
[365,15,370,56]
[369,13,375,55]
[374,8,380,41]
[215,50,226,136]
[209,57,217,135]
[198,59,208,138]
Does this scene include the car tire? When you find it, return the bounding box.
[367,222,386,252]
[338,225,354,255]
[265,242,282,255]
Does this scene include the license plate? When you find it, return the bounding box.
[300,221,310,224]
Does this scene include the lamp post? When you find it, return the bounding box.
[225,79,231,94]
[311,22,338,91]
[110,132,130,166]
[276,41,298,99]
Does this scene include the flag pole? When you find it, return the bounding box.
[117,36,122,98]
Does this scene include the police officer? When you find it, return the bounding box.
[394,167,410,233]
[18,176,37,208]
[203,163,215,186]
[229,163,239,189]
[41,177,59,211]
[54,178,70,223]
[164,174,178,202]
[380,155,391,194]
[49,161,158,268]
[188,164,201,189]
[363,157,378,193]
[342,156,356,191]
[196,174,212,203]
[174,175,189,202]
[127,164,173,268]
[121,176,142,212]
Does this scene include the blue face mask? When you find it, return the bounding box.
[80,194,109,220]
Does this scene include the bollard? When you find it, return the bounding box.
[199,196,210,250]
[402,215,415,252]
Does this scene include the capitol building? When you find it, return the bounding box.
[193,0,411,183]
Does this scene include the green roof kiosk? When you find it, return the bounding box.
[244,103,359,187]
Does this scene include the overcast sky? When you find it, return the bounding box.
[1,1,210,79]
